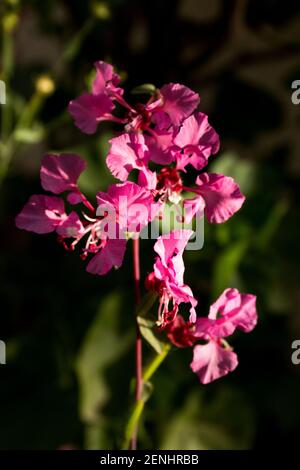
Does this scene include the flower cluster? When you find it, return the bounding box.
[16,61,257,383]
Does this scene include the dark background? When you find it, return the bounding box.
[1,0,300,449]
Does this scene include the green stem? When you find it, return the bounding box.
[53,18,95,78]
[1,21,14,141]
[122,343,171,449]
[143,344,171,382]
[15,91,44,131]
[0,15,94,185]
[0,90,47,184]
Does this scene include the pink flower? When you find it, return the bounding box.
[144,129,175,166]
[39,152,94,212]
[74,181,156,275]
[162,288,257,384]
[40,153,86,194]
[86,237,126,276]
[69,61,124,134]
[106,132,159,189]
[106,133,148,179]
[174,112,220,171]
[68,92,114,135]
[194,288,257,339]
[184,173,245,224]
[92,60,123,96]
[155,83,200,127]
[15,61,258,393]
[190,288,257,384]
[190,342,238,385]
[156,167,183,194]
[153,229,192,285]
[147,230,198,325]
[165,315,196,348]
[96,181,156,233]
[16,154,155,276]
[79,181,157,275]
[15,195,83,236]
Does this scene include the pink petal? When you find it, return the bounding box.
[183,196,205,224]
[165,315,197,348]
[67,191,83,205]
[151,110,172,130]
[190,341,238,384]
[68,92,114,134]
[195,317,236,339]
[175,147,208,172]
[167,282,198,322]
[194,173,245,223]
[159,83,200,126]
[173,113,219,171]
[15,195,65,234]
[154,229,193,268]
[138,167,157,190]
[56,212,84,238]
[209,288,257,333]
[154,230,193,285]
[106,133,149,181]
[194,288,258,339]
[86,238,126,275]
[40,153,86,194]
[92,61,122,95]
[174,112,219,154]
[145,130,175,165]
[97,182,155,231]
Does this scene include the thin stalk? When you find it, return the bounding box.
[130,237,142,450]
[1,19,14,142]
[123,343,171,450]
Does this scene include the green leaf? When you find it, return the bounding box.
[137,316,165,354]
[136,291,157,319]
[161,387,254,450]
[212,239,249,298]
[75,292,133,425]
[141,380,153,402]
[209,151,257,196]
[131,83,156,95]
[256,200,288,250]
[13,125,45,143]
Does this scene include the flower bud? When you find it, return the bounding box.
[2,12,19,33]
[35,75,55,96]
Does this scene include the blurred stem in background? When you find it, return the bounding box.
[0,9,18,179]
[0,1,111,185]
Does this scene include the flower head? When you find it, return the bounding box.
[191,289,257,384]
[146,230,198,326]
[163,288,257,384]
[68,61,124,134]
[16,60,257,389]
[16,154,156,276]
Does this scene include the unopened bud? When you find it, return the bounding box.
[2,12,19,33]
[91,1,111,20]
[6,0,20,6]
[35,75,55,96]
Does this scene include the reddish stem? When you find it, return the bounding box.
[111,90,136,113]
[75,187,95,214]
[130,237,142,450]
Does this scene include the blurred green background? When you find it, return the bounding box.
[1,0,300,450]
